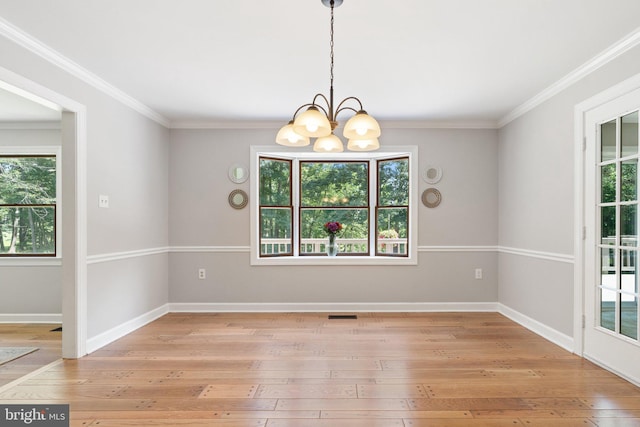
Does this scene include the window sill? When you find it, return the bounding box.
[251,255,417,266]
[0,257,62,267]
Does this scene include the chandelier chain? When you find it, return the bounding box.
[330,1,334,91]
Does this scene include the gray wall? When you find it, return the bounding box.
[168,127,499,305]
[0,36,170,339]
[0,128,62,315]
[498,44,640,336]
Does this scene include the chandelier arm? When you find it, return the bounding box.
[334,96,364,116]
[291,103,315,119]
[334,106,359,120]
[312,93,331,110]
[291,96,330,120]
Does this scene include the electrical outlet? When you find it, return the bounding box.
[99,194,109,208]
[198,268,206,280]
[475,268,483,279]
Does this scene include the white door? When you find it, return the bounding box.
[584,87,640,384]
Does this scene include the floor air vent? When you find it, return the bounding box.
[328,315,358,320]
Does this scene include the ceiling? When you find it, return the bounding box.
[0,86,61,122]
[1,0,640,127]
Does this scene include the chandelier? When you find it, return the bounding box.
[276,0,381,152]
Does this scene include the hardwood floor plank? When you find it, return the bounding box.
[275,398,410,411]
[409,397,539,411]
[0,313,638,426]
[404,420,527,426]
[516,419,596,426]
[266,420,404,427]
[319,410,472,419]
[558,409,640,418]
[357,384,429,398]
[199,384,259,398]
[254,384,357,398]
[81,420,267,426]
[589,419,640,426]
[579,396,640,409]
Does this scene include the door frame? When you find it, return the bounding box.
[575,71,640,382]
[0,66,87,358]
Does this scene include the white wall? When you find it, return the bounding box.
[0,36,170,340]
[168,127,499,307]
[498,44,640,336]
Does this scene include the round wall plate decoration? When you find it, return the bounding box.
[228,189,248,209]
[421,188,442,208]
[228,163,249,183]
[422,166,443,184]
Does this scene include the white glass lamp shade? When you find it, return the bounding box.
[293,106,332,137]
[313,134,344,153]
[347,137,380,151]
[343,110,381,139]
[276,121,310,147]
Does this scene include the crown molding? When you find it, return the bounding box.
[499,26,640,128]
[170,120,284,130]
[0,17,170,127]
[169,119,499,130]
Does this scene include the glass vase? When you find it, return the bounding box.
[327,234,339,257]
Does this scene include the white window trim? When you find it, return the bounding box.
[0,145,62,266]
[250,145,418,266]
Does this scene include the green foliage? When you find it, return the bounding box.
[300,162,368,207]
[259,158,291,206]
[600,160,638,243]
[378,159,408,239]
[0,156,56,255]
[300,161,369,240]
[379,158,409,206]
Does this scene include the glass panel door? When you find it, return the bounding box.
[597,110,640,342]
[584,85,640,384]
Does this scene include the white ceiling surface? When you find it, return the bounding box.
[1,0,640,126]
[0,86,61,122]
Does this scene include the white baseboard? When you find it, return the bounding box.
[169,302,500,313]
[498,303,574,352]
[86,304,169,354]
[583,354,640,388]
[0,313,62,323]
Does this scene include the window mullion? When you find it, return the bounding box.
[369,159,377,257]
[292,158,300,257]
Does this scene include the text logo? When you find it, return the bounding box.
[1,405,69,426]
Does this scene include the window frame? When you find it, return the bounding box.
[251,145,418,266]
[299,159,371,257]
[0,146,61,264]
[376,156,410,257]
[258,156,293,257]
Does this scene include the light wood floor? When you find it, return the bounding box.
[1,312,640,426]
[0,323,62,386]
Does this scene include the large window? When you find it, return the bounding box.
[252,147,416,265]
[0,150,59,257]
[300,161,370,255]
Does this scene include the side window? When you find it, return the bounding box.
[377,157,409,256]
[259,157,292,256]
[0,155,57,256]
